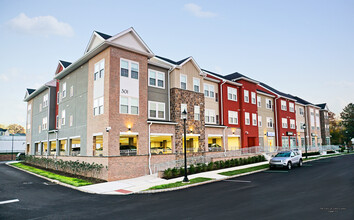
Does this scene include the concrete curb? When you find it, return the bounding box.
[5,162,96,194]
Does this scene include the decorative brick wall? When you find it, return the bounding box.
[170,88,205,158]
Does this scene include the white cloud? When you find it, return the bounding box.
[325,80,354,87]
[184,3,217,18]
[0,74,9,81]
[6,13,74,37]
[0,67,21,82]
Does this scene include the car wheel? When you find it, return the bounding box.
[287,162,292,170]
[298,159,303,167]
[159,152,163,155]
[269,165,273,170]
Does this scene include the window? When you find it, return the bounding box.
[299,107,304,115]
[120,59,138,79]
[281,100,287,111]
[131,98,139,115]
[61,110,66,126]
[245,112,250,125]
[94,59,105,80]
[38,125,41,133]
[149,70,165,88]
[205,109,216,124]
[267,117,273,128]
[131,63,139,79]
[252,113,257,126]
[244,90,249,103]
[290,119,295,129]
[120,60,129,77]
[194,106,200,120]
[227,87,237,101]
[228,111,238,124]
[204,84,215,98]
[289,103,295,112]
[70,86,74,97]
[43,94,48,108]
[120,97,128,114]
[42,117,47,130]
[57,92,60,104]
[56,115,59,129]
[69,115,73,127]
[258,116,262,127]
[266,99,272,109]
[282,118,287,128]
[251,92,256,104]
[181,104,187,119]
[62,82,66,98]
[180,74,187,89]
[149,101,165,119]
[94,97,104,116]
[310,109,315,129]
[257,96,261,107]
[39,103,42,112]
[193,78,200,92]
[315,110,320,129]
[120,96,138,115]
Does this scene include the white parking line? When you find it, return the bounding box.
[223,180,251,183]
[0,199,19,205]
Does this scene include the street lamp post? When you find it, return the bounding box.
[181,109,189,183]
[303,124,308,159]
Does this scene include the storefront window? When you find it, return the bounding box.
[71,138,81,156]
[282,136,289,149]
[150,135,172,154]
[50,141,56,155]
[183,136,199,153]
[59,140,66,155]
[93,135,103,156]
[228,137,240,151]
[208,136,222,152]
[120,135,138,156]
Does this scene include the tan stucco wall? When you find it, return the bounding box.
[257,93,275,146]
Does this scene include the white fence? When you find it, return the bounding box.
[0,136,26,152]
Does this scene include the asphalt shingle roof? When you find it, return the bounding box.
[316,103,327,109]
[155,55,190,65]
[59,60,72,68]
[201,69,226,79]
[291,96,314,105]
[26,88,35,95]
[259,82,295,100]
[95,31,112,40]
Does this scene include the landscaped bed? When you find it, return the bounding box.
[219,164,269,176]
[146,177,213,190]
[11,162,101,187]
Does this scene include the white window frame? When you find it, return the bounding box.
[148,101,165,120]
[61,110,66,126]
[39,103,42,112]
[245,112,250,125]
[228,111,238,125]
[43,94,48,108]
[120,96,139,115]
[62,82,67,98]
[266,98,272,109]
[42,117,47,130]
[57,91,60,104]
[290,119,295,129]
[299,107,304,115]
[281,100,287,111]
[267,117,273,128]
[257,96,261,107]
[193,78,200,92]
[94,59,105,80]
[94,97,104,116]
[258,116,262,127]
[70,85,74,97]
[180,74,187,90]
[148,69,165,89]
[69,115,73,127]
[204,83,215,98]
[120,58,139,80]
[252,113,257,126]
[251,92,256,104]
[289,102,295,112]
[194,106,200,120]
[282,118,288,128]
[244,90,249,103]
[205,109,216,124]
[227,87,237,101]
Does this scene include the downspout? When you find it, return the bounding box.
[148,122,153,175]
[167,68,172,121]
[274,97,280,151]
[220,80,226,125]
[46,86,51,157]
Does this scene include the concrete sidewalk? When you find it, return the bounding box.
[79,161,269,195]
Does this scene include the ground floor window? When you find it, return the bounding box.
[183,136,199,153]
[26,144,30,154]
[228,137,240,151]
[120,135,138,156]
[282,136,289,148]
[150,135,172,154]
[50,141,56,155]
[42,142,48,155]
[93,135,103,156]
[266,137,275,152]
[290,137,296,148]
[259,137,264,147]
[312,137,316,147]
[59,140,66,155]
[71,138,81,156]
[35,143,40,155]
[208,136,222,152]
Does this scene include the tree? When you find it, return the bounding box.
[340,103,354,146]
[7,124,25,134]
[0,124,7,129]
[329,113,344,145]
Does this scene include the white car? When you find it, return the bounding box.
[269,150,303,170]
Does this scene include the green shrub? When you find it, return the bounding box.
[327,150,335,154]
[235,158,239,166]
[214,161,220,169]
[171,167,178,178]
[164,168,172,179]
[220,160,225,169]
[179,167,185,176]
[201,163,207,172]
[195,164,202,173]
[225,160,230,168]
[189,165,196,174]
[207,162,214,171]
[303,152,320,157]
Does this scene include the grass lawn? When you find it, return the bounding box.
[147,177,213,190]
[219,164,269,176]
[11,162,93,187]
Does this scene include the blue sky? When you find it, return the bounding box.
[0,0,353,126]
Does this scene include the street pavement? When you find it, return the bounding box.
[0,154,353,219]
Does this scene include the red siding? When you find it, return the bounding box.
[275,98,297,147]
[55,64,64,128]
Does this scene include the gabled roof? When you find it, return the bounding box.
[224,72,259,84]
[94,31,112,40]
[155,55,190,65]
[292,96,314,105]
[256,89,275,97]
[201,69,226,79]
[316,103,329,111]
[59,60,72,68]
[24,79,56,102]
[201,69,242,86]
[26,88,35,95]
[0,128,7,132]
[259,82,295,100]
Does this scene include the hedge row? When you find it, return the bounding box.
[326,150,335,154]
[302,151,320,157]
[163,155,266,179]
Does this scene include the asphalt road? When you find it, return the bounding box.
[0,154,353,220]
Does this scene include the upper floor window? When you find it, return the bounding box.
[266,98,272,109]
[57,92,60,104]
[299,107,304,115]
[61,110,66,126]
[257,96,261,107]
[194,106,200,120]
[149,70,165,88]
[267,117,273,128]
[70,86,74,97]
[244,90,249,103]
[228,111,238,124]
[69,115,73,127]
[149,101,165,120]
[281,100,287,111]
[120,59,139,79]
[227,87,237,101]
[193,78,200,92]
[180,74,187,90]
[258,116,262,127]
[39,103,42,112]
[94,59,105,80]
[290,119,295,129]
[204,84,215,98]
[289,103,295,112]
[251,92,256,104]
[252,113,257,126]
[94,97,104,116]
[42,117,47,130]
[282,118,288,128]
[205,109,216,124]
[43,94,48,108]
[62,82,67,98]
[245,112,250,125]
[120,96,138,115]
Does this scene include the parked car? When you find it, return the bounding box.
[16,153,25,161]
[151,147,171,155]
[269,150,303,170]
[120,145,137,156]
[208,143,222,152]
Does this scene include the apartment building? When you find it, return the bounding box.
[316,103,331,145]
[24,27,330,181]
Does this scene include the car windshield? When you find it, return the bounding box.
[275,152,291,157]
